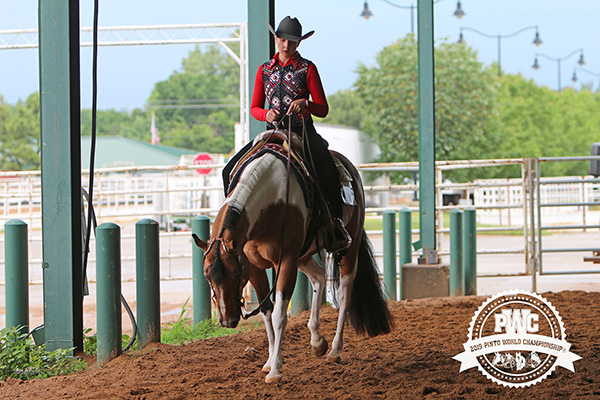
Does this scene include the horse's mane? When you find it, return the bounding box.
[222,206,242,234]
[223,153,283,234]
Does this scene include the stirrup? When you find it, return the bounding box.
[326,218,352,253]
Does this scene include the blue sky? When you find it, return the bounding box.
[1,0,599,110]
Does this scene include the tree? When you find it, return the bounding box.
[316,88,364,128]
[147,43,240,153]
[81,108,150,141]
[355,36,498,181]
[491,74,600,176]
[0,93,40,170]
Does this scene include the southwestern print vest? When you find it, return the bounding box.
[262,52,312,130]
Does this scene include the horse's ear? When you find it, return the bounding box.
[192,234,208,251]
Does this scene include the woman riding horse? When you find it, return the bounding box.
[222,16,350,253]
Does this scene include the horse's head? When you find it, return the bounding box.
[192,233,249,328]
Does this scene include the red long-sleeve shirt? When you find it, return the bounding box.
[250,52,329,122]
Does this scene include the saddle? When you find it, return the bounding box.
[226,132,314,206]
[226,129,355,255]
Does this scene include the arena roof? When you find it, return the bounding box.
[81,136,197,169]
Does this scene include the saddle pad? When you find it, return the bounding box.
[227,143,313,208]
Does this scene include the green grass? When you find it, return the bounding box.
[0,326,87,381]
[364,212,450,231]
[161,298,261,345]
[364,212,531,235]
[81,298,261,357]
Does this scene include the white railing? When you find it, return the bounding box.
[2,158,600,286]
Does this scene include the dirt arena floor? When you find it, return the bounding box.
[0,290,598,399]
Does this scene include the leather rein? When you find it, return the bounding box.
[206,114,300,320]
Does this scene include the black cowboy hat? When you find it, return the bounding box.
[266,16,314,42]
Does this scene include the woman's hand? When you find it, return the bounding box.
[287,98,308,115]
[266,109,280,124]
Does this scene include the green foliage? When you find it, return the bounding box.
[329,35,600,180]
[82,328,136,357]
[355,36,498,182]
[161,298,251,345]
[80,108,151,141]
[147,43,240,153]
[0,326,87,381]
[316,88,364,128]
[0,93,41,170]
[490,74,600,177]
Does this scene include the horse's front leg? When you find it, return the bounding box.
[328,253,358,363]
[265,258,297,383]
[298,255,328,356]
[248,266,276,373]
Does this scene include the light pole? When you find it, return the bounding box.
[571,67,600,90]
[532,49,585,91]
[458,26,542,77]
[361,0,465,34]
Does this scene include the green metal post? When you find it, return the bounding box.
[449,210,464,296]
[96,223,122,366]
[398,208,412,300]
[4,220,29,333]
[463,208,477,296]
[291,272,309,316]
[39,0,83,353]
[417,0,437,261]
[136,219,160,348]
[247,0,274,141]
[383,210,397,300]
[192,216,211,323]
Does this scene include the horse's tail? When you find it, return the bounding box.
[348,229,394,337]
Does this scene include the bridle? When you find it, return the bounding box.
[203,237,245,305]
[206,113,303,321]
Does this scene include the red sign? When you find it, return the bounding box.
[193,153,214,175]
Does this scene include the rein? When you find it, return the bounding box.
[241,114,295,320]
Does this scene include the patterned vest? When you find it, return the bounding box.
[262,52,313,130]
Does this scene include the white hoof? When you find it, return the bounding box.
[265,372,282,383]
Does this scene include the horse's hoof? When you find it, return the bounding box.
[312,337,328,357]
[265,373,282,383]
[262,363,271,373]
[326,352,342,364]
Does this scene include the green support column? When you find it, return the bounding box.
[39,0,83,353]
[383,210,397,300]
[398,207,412,300]
[463,208,477,296]
[417,0,437,262]
[192,216,212,323]
[4,220,29,334]
[136,219,160,348]
[96,223,122,366]
[291,272,309,316]
[449,209,464,296]
[248,0,274,140]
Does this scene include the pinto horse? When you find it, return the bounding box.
[193,131,393,383]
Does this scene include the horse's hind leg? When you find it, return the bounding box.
[299,254,328,357]
[327,252,358,363]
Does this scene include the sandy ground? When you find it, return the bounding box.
[0,290,597,399]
